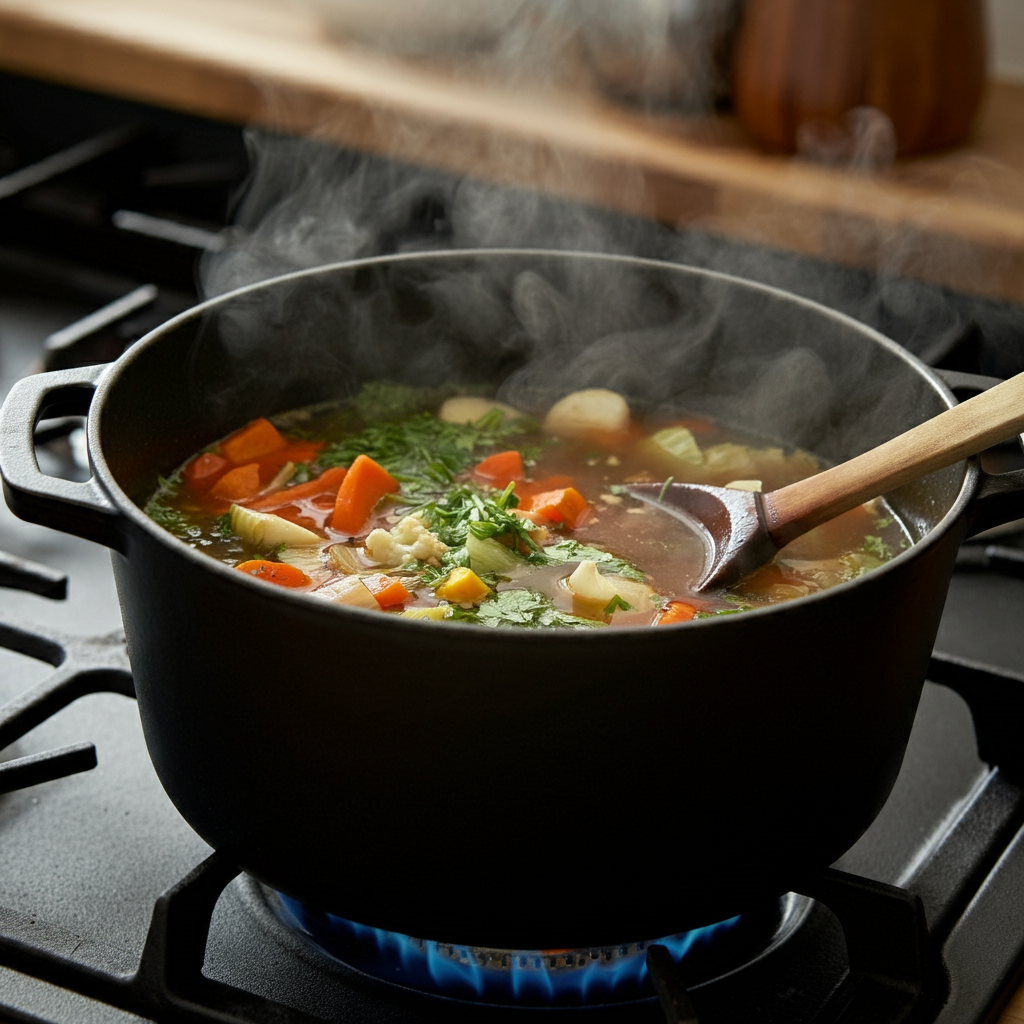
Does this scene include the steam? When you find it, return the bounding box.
[195,0,1017,461]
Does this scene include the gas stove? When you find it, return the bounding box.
[2,71,1024,1024]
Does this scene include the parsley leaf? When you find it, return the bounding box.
[861,535,892,559]
[143,495,192,538]
[542,540,646,582]
[453,589,602,629]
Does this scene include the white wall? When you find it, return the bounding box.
[988,0,1024,82]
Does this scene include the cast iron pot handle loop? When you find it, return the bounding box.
[935,368,1024,537]
[0,365,124,552]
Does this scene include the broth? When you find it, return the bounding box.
[144,384,909,628]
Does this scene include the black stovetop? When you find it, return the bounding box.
[2,70,1024,1024]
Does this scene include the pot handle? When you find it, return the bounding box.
[0,365,125,552]
[935,369,1024,537]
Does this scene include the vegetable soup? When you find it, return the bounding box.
[145,383,909,628]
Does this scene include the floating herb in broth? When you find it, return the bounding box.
[144,383,910,628]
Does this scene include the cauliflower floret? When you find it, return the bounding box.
[364,513,448,567]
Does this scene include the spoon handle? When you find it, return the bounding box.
[763,370,1024,547]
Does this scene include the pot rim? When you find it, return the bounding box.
[88,247,976,638]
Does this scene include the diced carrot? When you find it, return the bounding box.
[210,463,261,501]
[435,567,490,604]
[364,573,413,609]
[332,455,400,536]
[220,418,287,464]
[183,452,230,492]
[255,440,324,481]
[235,560,311,588]
[472,450,525,488]
[250,466,348,510]
[513,475,575,500]
[520,487,592,528]
[657,601,699,625]
[511,507,550,527]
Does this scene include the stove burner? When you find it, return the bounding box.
[270,890,810,1007]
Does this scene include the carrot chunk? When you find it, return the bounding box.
[220,418,287,464]
[364,573,413,609]
[657,601,699,625]
[210,463,261,501]
[235,560,311,588]
[183,452,230,492]
[255,440,324,481]
[472,450,525,488]
[331,455,400,536]
[520,487,592,528]
[513,475,575,500]
[250,466,348,510]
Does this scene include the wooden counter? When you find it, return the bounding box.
[0,0,1021,304]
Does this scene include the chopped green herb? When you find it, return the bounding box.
[318,402,539,505]
[657,476,675,502]
[874,516,893,529]
[861,535,892,559]
[603,594,632,614]
[694,607,748,619]
[542,540,646,582]
[452,588,602,629]
[143,496,191,538]
[213,513,234,538]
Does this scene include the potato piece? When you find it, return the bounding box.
[439,397,522,425]
[436,567,491,604]
[401,605,451,621]
[230,504,320,549]
[543,389,630,438]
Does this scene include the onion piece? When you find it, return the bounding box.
[259,461,295,495]
[317,575,380,610]
[566,560,654,617]
[230,504,320,549]
[328,544,364,574]
[277,546,324,576]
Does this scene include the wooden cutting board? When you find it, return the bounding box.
[0,0,1021,304]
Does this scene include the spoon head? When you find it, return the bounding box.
[624,482,778,591]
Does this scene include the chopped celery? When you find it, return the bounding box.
[466,531,522,575]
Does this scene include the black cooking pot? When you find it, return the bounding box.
[2,251,1022,950]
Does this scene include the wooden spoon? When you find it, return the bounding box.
[626,372,1024,591]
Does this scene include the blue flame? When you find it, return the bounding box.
[275,894,741,1006]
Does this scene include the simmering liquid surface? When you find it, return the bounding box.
[145,385,909,628]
